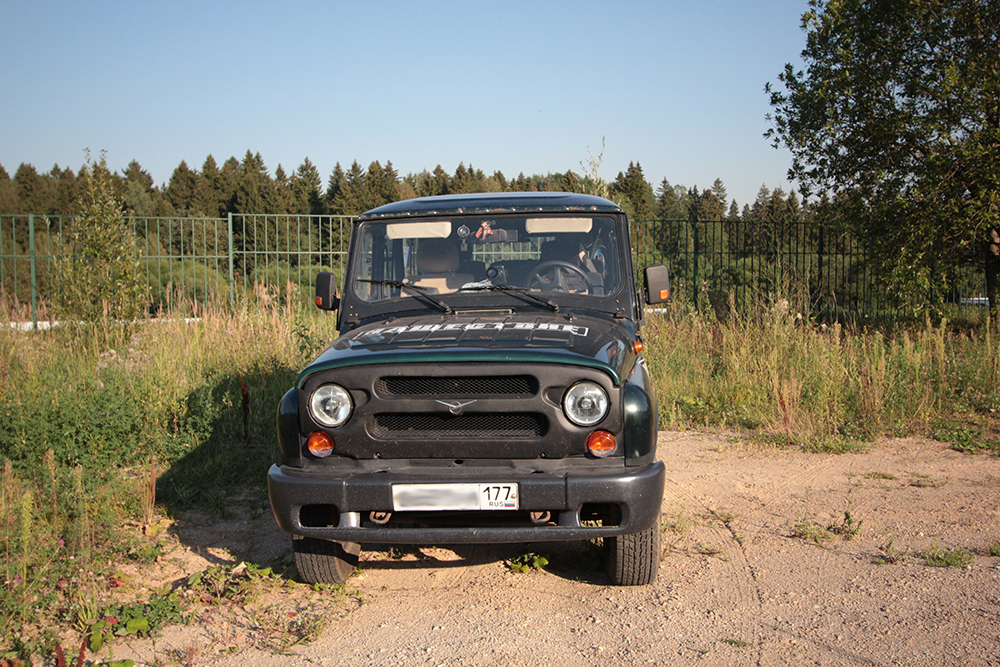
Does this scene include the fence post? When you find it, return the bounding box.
[817,224,824,305]
[692,219,700,310]
[29,214,38,328]
[227,213,235,304]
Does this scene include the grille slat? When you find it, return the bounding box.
[376,375,536,398]
[371,413,544,439]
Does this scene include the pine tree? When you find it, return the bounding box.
[217,156,241,215]
[192,155,223,217]
[14,164,46,215]
[656,179,689,220]
[0,164,19,214]
[166,161,199,215]
[326,163,347,214]
[368,160,400,208]
[451,163,488,194]
[273,164,294,213]
[611,163,655,221]
[727,200,741,221]
[49,165,81,216]
[292,158,324,215]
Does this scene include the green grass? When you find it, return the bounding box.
[642,300,1000,451]
[864,471,898,480]
[924,544,975,568]
[2,286,999,659]
[0,289,340,660]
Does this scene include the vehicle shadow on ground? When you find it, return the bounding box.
[154,362,301,579]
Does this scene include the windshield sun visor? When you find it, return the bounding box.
[386,221,453,239]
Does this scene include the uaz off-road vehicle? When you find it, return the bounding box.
[268,192,671,585]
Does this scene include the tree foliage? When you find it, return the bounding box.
[58,152,147,321]
[767,0,1000,314]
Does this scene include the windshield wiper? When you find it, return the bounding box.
[460,282,559,312]
[358,279,453,314]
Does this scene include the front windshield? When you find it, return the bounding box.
[351,215,623,304]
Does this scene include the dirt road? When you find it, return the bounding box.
[119,431,1000,666]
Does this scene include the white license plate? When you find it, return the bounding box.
[392,483,519,511]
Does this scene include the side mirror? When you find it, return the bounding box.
[644,264,671,304]
[315,272,340,311]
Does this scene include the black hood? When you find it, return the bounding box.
[297,312,639,388]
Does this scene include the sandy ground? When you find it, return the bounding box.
[110,431,1000,667]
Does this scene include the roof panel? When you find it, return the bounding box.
[357,192,622,221]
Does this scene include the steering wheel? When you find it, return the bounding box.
[526,261,592,294]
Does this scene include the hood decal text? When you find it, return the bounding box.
[354,321,590,340]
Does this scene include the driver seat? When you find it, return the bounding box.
[407,239,474,294]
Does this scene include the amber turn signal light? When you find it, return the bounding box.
[586,430,616,458]
[632,340,644,354]
[307,431,334,458]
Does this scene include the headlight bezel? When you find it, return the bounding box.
[309,383,353,428]
[563,381,610,427]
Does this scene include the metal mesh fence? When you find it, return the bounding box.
[1,213,988,324]
[632,218,987,318]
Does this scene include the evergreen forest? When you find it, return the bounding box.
[0,151,806,226]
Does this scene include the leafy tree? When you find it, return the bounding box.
[489,170,508,192]
[398,179,418,201]
[767,0,1000,315]
[578,138,610,199]
[58,153,146,320]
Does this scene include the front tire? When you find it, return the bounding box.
[293,537,361,584]
[604,524,660,585]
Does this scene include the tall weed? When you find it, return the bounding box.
[0,286,340,659]
[643,296,1000,448]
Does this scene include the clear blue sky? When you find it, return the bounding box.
[1,0,809,208]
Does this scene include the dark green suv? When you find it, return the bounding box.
[268,192,671,585]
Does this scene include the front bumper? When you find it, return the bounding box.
[268,460,665,544]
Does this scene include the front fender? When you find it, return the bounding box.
[277,388,303,467]
[623,358,658,465]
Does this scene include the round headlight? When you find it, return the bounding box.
[563,381,609,426]
[310,384,352,427]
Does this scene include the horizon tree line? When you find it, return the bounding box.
[0,151,809,226]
